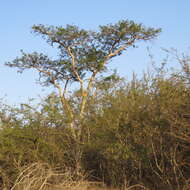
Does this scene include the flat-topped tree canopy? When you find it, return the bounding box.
[6,20,161,87]
[6,20,161,121]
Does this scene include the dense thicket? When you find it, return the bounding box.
[0,58,190,189]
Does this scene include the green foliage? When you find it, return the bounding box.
[81,64,190,189]
[2,20,190,189]
[0,63,190,189]
[6,20,160,87]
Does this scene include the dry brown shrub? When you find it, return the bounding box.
[10,162,149,190]
[10,162,88,190]
[10,162,121,190]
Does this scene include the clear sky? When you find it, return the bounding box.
[0,0,189,105]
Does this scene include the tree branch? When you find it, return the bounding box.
[33,66,73,120]
[79,71,97,118]
[105,38,136,62]
[67,46,83,84]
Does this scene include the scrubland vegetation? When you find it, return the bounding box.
[0,20,189,189]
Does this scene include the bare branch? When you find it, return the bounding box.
[63,79,69,95]
[32,65,73,120]
[80,71,97,118]
[105,38,136,63]
[67,46,83,84]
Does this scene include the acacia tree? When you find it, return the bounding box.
[6,20,161,174]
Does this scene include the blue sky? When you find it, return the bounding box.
[0,0,189,105]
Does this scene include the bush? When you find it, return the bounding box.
[0,60,190,189]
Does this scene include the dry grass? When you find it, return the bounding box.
[7,162,190,190]
[9,162,110,190]
[10,162,86,190]
[8,162,152,190]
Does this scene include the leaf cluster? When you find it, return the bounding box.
[6,20,161,86]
